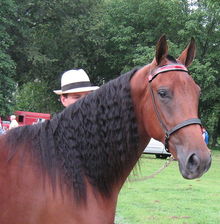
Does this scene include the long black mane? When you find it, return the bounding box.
[6,69,140,201]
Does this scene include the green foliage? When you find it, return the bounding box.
[14,81,62,114]
[0,0,16,116]
[101,0,189,77]
[11,0,105,87]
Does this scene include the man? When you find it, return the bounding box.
[202,127,209,145]
[9,115,19,130]
[54,69,99,107]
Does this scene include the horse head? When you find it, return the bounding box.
[131,35,211,179]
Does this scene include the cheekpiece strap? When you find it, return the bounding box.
[148,64,188,82]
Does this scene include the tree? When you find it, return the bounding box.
[0,0,17,117]
[99,0,190,78]
[14,81,62,114]
[9,0,105,112]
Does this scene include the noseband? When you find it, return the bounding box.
[148,64,201,151]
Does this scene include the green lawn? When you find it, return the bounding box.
[115,150,220,224]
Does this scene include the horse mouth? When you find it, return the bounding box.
[178,153,212,179]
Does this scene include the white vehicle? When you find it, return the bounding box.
[143,138,171,159]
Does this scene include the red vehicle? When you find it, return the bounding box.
[1,111,51,131]
[15,111,51,126]
[1,121,10,131]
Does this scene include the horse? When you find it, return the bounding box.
[0,35,211,224]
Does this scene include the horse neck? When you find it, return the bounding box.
[52,70,141,200]
[130,64,152,148]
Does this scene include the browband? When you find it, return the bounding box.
[148,64,188,82]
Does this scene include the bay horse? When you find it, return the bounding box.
[0,36,211,224]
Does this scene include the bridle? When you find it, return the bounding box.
[148,64,202,151]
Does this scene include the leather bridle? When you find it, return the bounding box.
[148,64,202,151]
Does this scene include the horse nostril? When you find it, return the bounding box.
[186,153,200,172]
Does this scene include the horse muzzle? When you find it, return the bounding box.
[178,151,212,179]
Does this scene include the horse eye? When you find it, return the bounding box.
[158,89,168,98]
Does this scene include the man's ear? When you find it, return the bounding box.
[60,95,67,107]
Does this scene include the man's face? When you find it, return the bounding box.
[60,91,91,107]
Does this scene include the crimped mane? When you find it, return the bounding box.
[6,68,140,201]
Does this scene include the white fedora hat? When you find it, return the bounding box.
[53,69,99,95]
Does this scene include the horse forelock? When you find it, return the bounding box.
[5,68,140,202]
[166,55,177,63]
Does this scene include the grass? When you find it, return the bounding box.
[115,150,220,224]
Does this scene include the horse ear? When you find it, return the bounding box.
[155,35,168,65]
[177,37,196,67]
